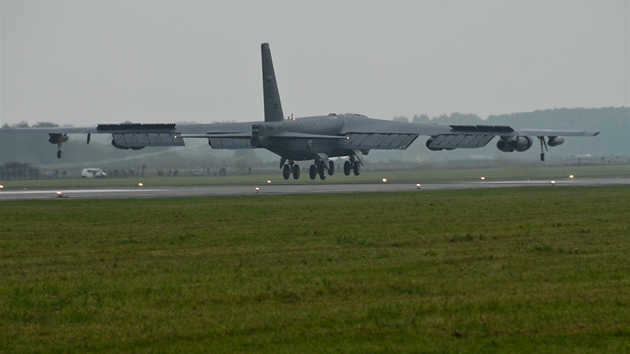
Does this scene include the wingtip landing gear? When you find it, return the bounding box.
[538,136,548,162]
[48,133,69,159]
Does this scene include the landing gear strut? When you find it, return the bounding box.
[538,136,548,162]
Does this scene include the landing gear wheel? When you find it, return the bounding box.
[309,165,317,180]
[353,161,361,176]
[344,161,352,176]
[318,163,327,180]
[282,164,291,180]
[540,153,545,162]
[292,165,300,179]
[57,150,62,159]
[328,161,335,175]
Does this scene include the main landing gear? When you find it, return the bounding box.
[281,160,301,180]
[343,158,361,176]
[279,156,360,181]
[308,161,327,180]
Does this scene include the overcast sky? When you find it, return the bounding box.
[1,0,628,127]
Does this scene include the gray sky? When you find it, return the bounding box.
[2,0,628,127]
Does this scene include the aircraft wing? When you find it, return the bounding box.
[338,116,599,150]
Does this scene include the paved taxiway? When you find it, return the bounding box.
[0,178,627,201]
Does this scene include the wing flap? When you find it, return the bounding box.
[338,133,419,150]
[208,138,252,149]
[428,134,494,149]
[271,132,347,140]
[112,133,185,147]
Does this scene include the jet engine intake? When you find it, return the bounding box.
[496,136,533,153]
[548,136,564,147]
[250,123,269,148]
[48,133,69,144]
[110,139,146,150]
[425,137,443,151]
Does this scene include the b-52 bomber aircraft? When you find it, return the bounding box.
[1,43,599,180]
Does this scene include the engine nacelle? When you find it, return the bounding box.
[112,139,128,149]
[497,136,533,153]
[48,133,69,144]
[425,137,443,151]
[111,139,146,150]
[548,136,564,147]
[250,123,270,148]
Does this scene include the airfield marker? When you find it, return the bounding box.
[138,182,144,187]
[416,183,421,189]
[382,178,387,183]
[0,184,4,189]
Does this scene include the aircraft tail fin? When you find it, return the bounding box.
[261,43,284,122]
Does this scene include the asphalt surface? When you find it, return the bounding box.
[0,178,627,201]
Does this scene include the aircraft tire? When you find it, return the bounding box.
[318,163,326,180]
[328,161,335,175]
[282,165,291,180]
[57,150,62,159]
[292,165,300,179]
[309,165,317,180]
[344,161,351,176]
[353,161,361,176]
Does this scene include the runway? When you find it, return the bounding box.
[0,178,627,201]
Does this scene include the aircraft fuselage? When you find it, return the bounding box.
[254,115,352,161]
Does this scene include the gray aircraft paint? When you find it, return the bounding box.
[0,43,599,179]
[262,43,284,123]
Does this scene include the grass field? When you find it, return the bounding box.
[1,164,628,190]
[1,186,629,352]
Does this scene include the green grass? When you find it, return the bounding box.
[1,186,629,352]
[1,164,628,190]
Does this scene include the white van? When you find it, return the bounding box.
[81,168,107,178]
